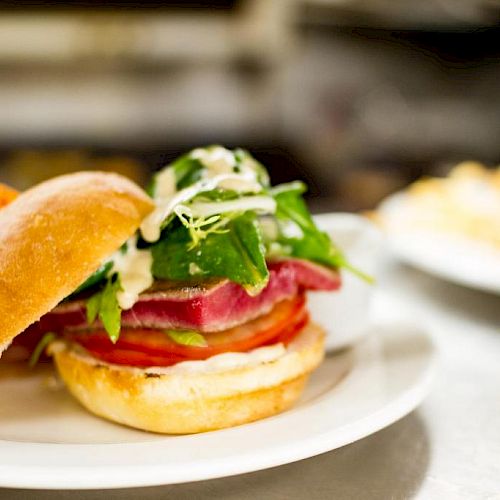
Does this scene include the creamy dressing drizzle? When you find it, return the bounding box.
[189,195,276,218]
[168,343,286,373]
[111,237,153,310]
[140,146,269,243]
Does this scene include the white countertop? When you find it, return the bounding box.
[1,260,499,499]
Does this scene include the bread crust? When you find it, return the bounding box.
[50,321,325,434]
[0,172,153,352]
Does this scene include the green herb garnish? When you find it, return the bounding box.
[166,330,207,347]
[86,276,122,343]
[29,332,56,368]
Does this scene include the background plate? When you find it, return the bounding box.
[379,193,500,295]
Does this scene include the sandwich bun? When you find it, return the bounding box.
[49,321,325,434]
[0,172,154,354]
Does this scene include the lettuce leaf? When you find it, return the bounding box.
[151,211,269,295]
[86,276,122,343]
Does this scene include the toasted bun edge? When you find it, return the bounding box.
[51,321,326,434]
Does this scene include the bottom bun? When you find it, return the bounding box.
[50,321,325,434]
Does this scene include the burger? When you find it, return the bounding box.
[0,146,365,434]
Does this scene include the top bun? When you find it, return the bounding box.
[0,171,154,353]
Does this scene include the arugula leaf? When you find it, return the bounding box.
[272,182,373,282]
[152,211,269,295]
[166,330,207,347]
[29,332,56,368]
[86,276,122,343]
[86,291,101,324]
[272,182,343,267]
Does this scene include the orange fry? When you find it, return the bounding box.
[0,183,19,208]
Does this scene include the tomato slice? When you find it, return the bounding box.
[83,348,187,368]
[68,294,308,367]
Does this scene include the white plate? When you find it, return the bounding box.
[379,193,500,294]
[0,321,435,490]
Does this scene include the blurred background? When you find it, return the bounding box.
[0,0,498,211]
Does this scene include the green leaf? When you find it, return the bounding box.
[273,183,344,267]
[99,277,122,343]
[86,291,102,324]
[29,332,56,368]
[272,183,373,283]
[166,330,207,347]
[85,276,122,343]
[152,212,269,295]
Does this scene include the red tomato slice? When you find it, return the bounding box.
[83,348,187,368]
[68,294,308,367]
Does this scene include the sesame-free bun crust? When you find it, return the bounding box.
[50,322,325,434]
[0,172,153,353]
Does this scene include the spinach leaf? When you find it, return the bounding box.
[86,276,122,343]
[152,211,269,295]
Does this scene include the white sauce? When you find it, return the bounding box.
[189,195,276,218]
[140,146,267,243]
[191,146,236,174]
[168,343,286,374]
[111,238,154,310]
[153,166,177,199]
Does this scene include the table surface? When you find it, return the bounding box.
[1,260,499,500]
